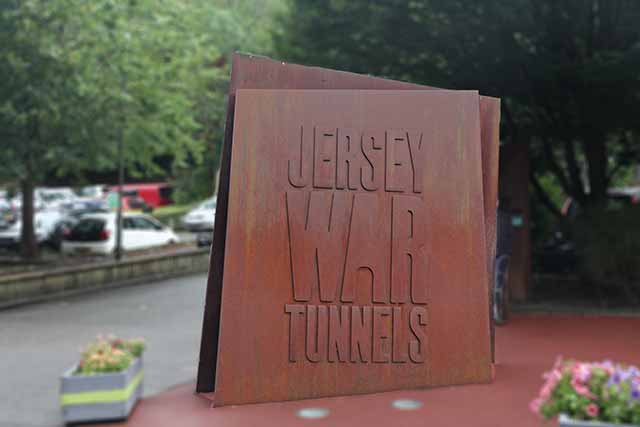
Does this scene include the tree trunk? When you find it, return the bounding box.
[583,135,608,209]
[20,176,39,259]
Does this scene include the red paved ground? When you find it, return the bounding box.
[99,315,640,427]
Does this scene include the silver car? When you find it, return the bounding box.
[181,198,216,232]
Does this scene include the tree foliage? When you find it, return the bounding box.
[171,0,285,203]
[0,0,282,257]
[276,0,640,213]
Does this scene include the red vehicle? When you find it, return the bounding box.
[110,183,173,208]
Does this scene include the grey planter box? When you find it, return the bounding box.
[560,414,638,427]
[60,357,143,425]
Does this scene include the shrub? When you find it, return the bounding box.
[531,358,640,424]
[75,335,146,375]
[573,205,640,300]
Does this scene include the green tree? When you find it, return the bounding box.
[0,0,238,258]
[171,0,286,203]
[0,0,85,258]
[276,0,640,215]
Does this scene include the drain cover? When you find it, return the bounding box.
[297,407,330,419]
[392,399,423,410]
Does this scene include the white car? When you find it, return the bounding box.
[37,187,78,210]
[0,210,64,250]
[61,213,180,256]
[0,197,12,221]
[10,192,47,211]
[181,197,216,231]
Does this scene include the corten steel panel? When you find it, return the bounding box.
[196,53,501,392]
[480,98,501,361]
[212,89,491,406]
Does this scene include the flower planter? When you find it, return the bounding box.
[560,414,639,427]
[532,359,640,427]
[60,357,143,424]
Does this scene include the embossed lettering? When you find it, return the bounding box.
[286,191,351,302]
[290,126,423,193]
[406,130,424,193]
[360,130,384,191]
[285,125,431,368]
[341,193,390,303]
[336,128,361,190]
[306,305,328,362]
[313,127,336,189]
[409,306,428,363]
[288,125,312,188]
[392,306,409,363]
[286,304,426,364]
[285,304,306,362]
[350,306,372,362]
[385,130,413,192]
[391,195,427,304]
[372,306,392,363]
[328,305,350,362]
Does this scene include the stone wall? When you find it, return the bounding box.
[0,248,210,308]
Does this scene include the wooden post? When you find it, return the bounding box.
[498,143,531,302]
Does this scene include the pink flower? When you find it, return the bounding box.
[543,368,562,381]
[553,355,564,370]
[529,397,543,414]
[537,368,563,401]
[541,369,562,391]
[573,363,591,383]
[585,403,599,418]
[539,384,552,399]
[571,377,596,399]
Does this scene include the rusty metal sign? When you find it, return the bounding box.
[208,89,491,406]
[197,54,500,402]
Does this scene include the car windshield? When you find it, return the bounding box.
[73,218,105,234]
[202,200,216,209]
[42,193,66,201]
[68,217,107,241]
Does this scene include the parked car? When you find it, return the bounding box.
[181,198,216,231]
[61,213,179,255]
[48,218,78,251]
[196,231,213,247]
[0,198,17,229]
[37,187,78,210]
[0,221,24,250]
[561,186,640,219]
[0,210,64,250]
[60,197,108,213]
[607,186,640,205]
[10,192,47,211]
[47,205,112,251]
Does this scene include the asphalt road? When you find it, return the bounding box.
[0,273,208,427]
